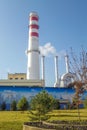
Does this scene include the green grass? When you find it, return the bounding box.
[0,111,29,130]
[48,109,87,121]
[0,109,87,130]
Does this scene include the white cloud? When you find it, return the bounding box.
[39,42,66,59]
[39,42,57,57]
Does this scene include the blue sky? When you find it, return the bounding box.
[0,0,87,86]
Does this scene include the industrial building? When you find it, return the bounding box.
[8,73,26,80]
[0,12,75,88]
[0,12,85,110]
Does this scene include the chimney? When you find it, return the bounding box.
[27,12,40,80]
[54,56,59,87]
[65,55,70,73]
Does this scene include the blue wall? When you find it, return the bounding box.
[0,86,86,110]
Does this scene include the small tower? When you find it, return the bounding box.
[27,12,40,80]
[65,55,70,73]
[54,56,59,87]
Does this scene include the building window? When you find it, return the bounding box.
[21,78,24,80]
[15,78,18,80]
[10,78,13,80]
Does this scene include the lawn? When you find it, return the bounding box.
[0,109,87,130]
[0,111,29,130]
[49,109,87,121]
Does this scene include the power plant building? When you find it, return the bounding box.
[0,12,45,87]
[0,11,86,110]
[8,73,26,80]
[0,12,75,88]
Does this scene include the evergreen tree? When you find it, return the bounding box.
[11,100,17,111]
[17,97,29,111]
[29,90,57,121]
[1,102,6,110]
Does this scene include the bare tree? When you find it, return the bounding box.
[69,48,87,120]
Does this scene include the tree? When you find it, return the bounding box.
[53,99,60,109]
[17,97,29,111]
[69,48,87,81]
[29,90,57,121]
[1,102,6,110]
[68,48,87,120]
[10,100,17,111]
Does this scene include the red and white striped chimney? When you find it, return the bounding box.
[27,12,40,80]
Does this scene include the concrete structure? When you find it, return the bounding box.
[8,73,26,80]
[27,12,40,80]
[0,79,44,86]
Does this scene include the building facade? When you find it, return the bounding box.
[8,73,26,80]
